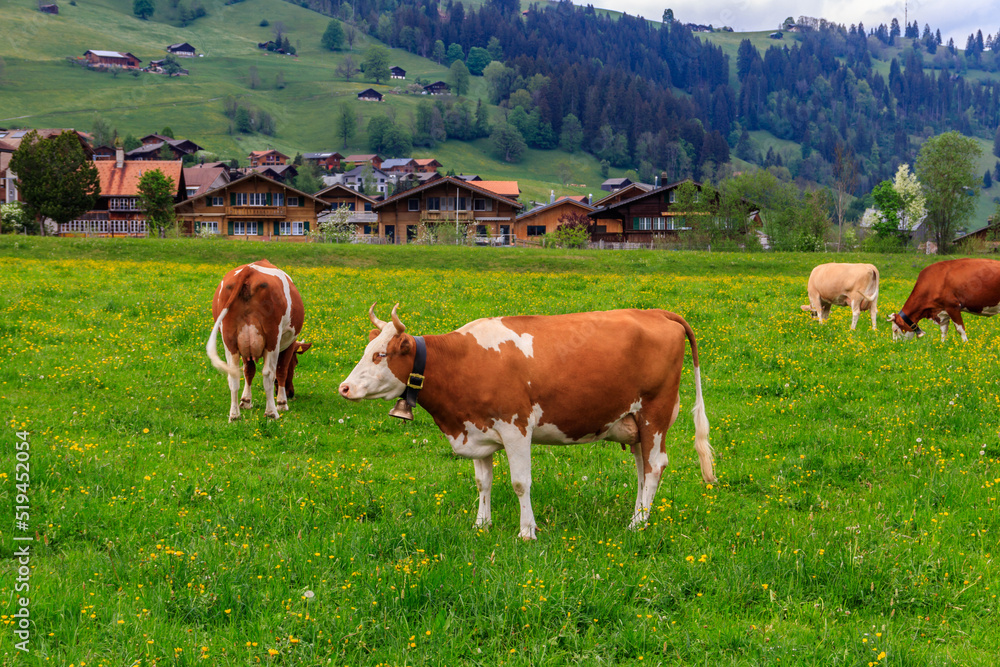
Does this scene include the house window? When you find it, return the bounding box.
[248,192,267,206]
[346,202,356,211]
[527,225,546,236]
[363,224,375,234]
[364,202,373,212]
[288,196,299,207]
[408,198,420,212]
[652,217,666,230]
[633,217,651,231]
[235,193,247,205]
[473,198,491,211]
[186,187,198,198]
[211,196,224,207]
[667,217,683,230]
[279,221,291,235]
[427,197,440,211]
[109,197,138,211]
[202,221,219,234]
[668,190,677,203]
[292,221,304,235]
[274,192,285,207]
[234,221,258,235]
[457,197,469,211]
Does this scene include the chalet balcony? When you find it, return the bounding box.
[348,212,378,223]
[421,211,475,221]
[227,205,286,218]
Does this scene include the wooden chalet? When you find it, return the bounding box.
[128,136,203,160]
[58,147,185,237]
[183,164,230,199]
[600,177,633,192]
[588,179,754,244]
[245,164,298,184]
[380,158,418,175]
[1,129,94,204]
[338,165,392,195]
[343,154,383,169]
[373,175,523,245]
[303,151,344,171]
[591,182,651,208]
[414,158,441,173]
[314,183,379,235]
[390,66,406,79]
[357,88,384,102]
[166,42,197,57]
[92,144,117,160]
[248,149,289,168]
[175,172,326,241]
[513,196,596,244]
[84,50,141,68]
[423,81,449,95]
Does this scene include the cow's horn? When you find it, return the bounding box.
[390,303,406,333]
[369,302,386,329]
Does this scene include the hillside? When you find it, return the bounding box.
[0,0,613,204]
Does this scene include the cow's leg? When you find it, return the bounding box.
[240,359,256,409]
[223,347,241,421]
[820,302,832,324]
[473,456,494,529]
[946,308,968,342]
[807,292,822,322]
[630,443,646,521]
[936,311,950,342]
[870,297,878,330]
[504,435,537,540]
[274,346,293,411]
[262,349,281,420]
[629,399,679,530]
[850,299,861,331]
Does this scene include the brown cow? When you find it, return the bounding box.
[890,258,1000,342]
[206,260,307,420]
[339,304,716,540]
[800,263,880,330]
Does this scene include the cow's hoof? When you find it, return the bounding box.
[240,399,252,409]
[276,400,288,412]
[228,413,241,422]
[265,410,280,420]
[518,526,537,541]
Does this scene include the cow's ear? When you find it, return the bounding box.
[296,341,312,354]
[397,336,412,354]
[368,329,380,342]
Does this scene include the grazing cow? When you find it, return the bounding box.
[800,263,880,330]
[339,304,716,540]
[206,260,306,420]
[890,258,1000,342]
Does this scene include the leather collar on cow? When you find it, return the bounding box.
[390,336,426,420]
[898,311,923,335]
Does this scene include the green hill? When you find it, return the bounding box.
[0,0,614,204]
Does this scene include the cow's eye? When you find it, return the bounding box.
[378,353,387,358]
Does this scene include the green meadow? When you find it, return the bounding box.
[1,237,1000,665]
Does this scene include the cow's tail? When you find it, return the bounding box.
[663,312,716,484]
[206,266,259,378]
[206,308,241,378]
[862,266,880,304]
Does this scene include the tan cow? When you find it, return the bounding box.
[206,260,306,420]
[800,263,880,330]
[339,304,715,540]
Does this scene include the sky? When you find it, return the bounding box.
[605,0,996,45]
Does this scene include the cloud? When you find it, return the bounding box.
[607,1,995,44]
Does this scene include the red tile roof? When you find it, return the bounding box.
[474,181,520,198]
[95,160,183,197]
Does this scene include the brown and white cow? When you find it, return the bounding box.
[890,258,1000,342]
[800,263,880,330]
[206,260,306,420]
[338,304,716,540]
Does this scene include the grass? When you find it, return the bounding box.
[1,236,1000,665]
